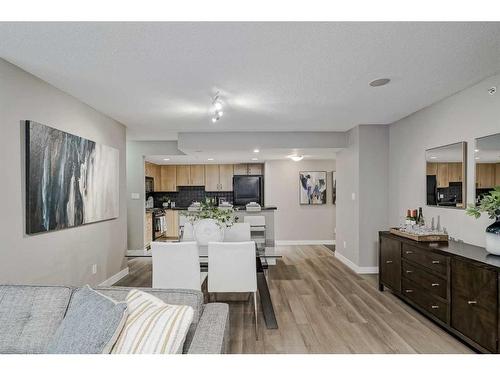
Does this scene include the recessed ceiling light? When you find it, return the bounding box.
[251,158,258,161]
[369,78,391,87]
[475,157,480,160]
[207,158,214,161]
[288,154,304,162]
[430,156,437,159]
[253,149,260,153]
[475,149,479,152]
[163,158,170,161]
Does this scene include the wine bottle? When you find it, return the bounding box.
[417,207,425,226]
[405,209,412,225]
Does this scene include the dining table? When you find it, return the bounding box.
[126,244,282,329]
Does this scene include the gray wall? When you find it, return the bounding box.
[264,159,336,243]
[336,125,389,270]
[126,140,182,250]
[389,73,500,247]
[0,58,127,286]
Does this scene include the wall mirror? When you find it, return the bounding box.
[425,142,467,208]
[474,133,500,205]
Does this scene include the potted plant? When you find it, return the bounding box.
[181,198,235,245]
[466,186,500,255]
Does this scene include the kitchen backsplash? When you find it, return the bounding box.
[149,186,233,208]
[437,182,463,203]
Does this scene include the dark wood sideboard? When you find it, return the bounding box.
[379,231,500,353]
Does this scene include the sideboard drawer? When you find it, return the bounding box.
[402,260,448,299]
[402,243,449,276]
[402,278,449,324]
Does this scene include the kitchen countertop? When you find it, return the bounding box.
[380,231,500,269]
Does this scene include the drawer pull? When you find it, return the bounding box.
[385,260,393,264]
[405,270,413,274]
[467,300,477,305]
[431,305,439,309]
[405,251,414,254]
[405,289,413,293]
[431,283,440,287]
[431,260,440,264]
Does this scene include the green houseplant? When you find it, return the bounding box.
[466,186,500,255]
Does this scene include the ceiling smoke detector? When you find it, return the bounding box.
[488,86,497,95]
[369,78,391,87]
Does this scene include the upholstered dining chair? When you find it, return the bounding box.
[223,222,251,242]
[207,241,258,338]
[182,222,195,241]
[151,241,206,290]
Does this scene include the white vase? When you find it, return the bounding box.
[193,219,224,246]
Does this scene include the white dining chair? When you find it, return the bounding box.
[182,222,195,241]
[224,222,251,242]
[244,215,266,250]
[151,241,206,290]
[208,241,258,338]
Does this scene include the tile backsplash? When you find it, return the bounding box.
[437,182,463,203]
[149,186,233,208]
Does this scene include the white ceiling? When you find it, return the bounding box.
[1,22,500,140]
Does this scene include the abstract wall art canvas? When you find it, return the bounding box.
[299,171,327,205]
[25,121,119,234]
[332,171,337,205]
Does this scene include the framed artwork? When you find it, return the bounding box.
[299,171,327,205]
[332,171,337,205]
[25,120,119,234]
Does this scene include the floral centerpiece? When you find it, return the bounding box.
[466,186,500,255]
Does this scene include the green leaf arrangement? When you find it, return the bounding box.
[180,198,236,228]
[466,186,500,220]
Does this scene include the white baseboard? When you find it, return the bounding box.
[99,267,129,287]
[275,240,336,246]
[334,252,378,274]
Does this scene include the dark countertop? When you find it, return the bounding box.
[380,231,500,269]
[167,206,277,211]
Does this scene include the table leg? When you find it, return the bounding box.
[256,257,278,329]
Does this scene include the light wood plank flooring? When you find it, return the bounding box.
[115,245,472,354]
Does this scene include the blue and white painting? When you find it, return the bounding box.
[25,121,119,234]
[299,171,327,205]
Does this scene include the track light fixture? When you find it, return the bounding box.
[211,92,224,123]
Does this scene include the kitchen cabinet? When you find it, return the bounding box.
[233,163,263,175]
[160,165,177,192]
[426,162,437,176]
[496,163,500,187]
[447,162,462,183]
[205,164,234,191]
[379,231,500,353]
[476,163,495,189]
[176,165,205,187]
[144,212,153,248]
[176,165,190,186]
[145,162,162,191]
[436,163,449,188]
[165,210,179,238]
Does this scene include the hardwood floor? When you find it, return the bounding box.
[115,245,473,354]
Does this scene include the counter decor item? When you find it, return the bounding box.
[389,227,448,242]
[180,198,235,245]
[466,186,500,255]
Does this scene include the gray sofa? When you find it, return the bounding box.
[0,285,229,354]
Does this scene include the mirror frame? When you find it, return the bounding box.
[474,132,500,206]
[425,141,467,209]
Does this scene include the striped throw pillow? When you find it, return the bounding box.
[111,289,194,354]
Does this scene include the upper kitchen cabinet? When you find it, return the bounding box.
[176,165,205,187]
[476,163,496,189]
[234,163,264,175]
[205,164,234,191]
[145,161,161,191]
[160,165,177,192]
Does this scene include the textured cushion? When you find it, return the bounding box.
[0,285,72,354]
[46,286,128,354]
[112,289,194,354]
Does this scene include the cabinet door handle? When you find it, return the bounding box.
[431,305,439,309]
[385,260,393,264]
[467,300,477,305]
[431,283,440,287]
[405,270,413,274]
[405,289,413,293]
[405,251,413,254]
[431,260,440,264]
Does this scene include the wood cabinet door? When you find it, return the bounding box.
[190,165,205,186]
[248,163,263,175]
[379,236,401,293]
[476,163,495,188]
[145,162,153,177]
[160,165,177,192]
[233,164,248,175]
[205,164,220,191]
[426,162,437,175]
[176,165,190,186]
[448,162,462,182]
[436,163,449,188]
[496,163,500,187]
[219,164,234,191]
[165,210,179,238]
[451,258,498,352]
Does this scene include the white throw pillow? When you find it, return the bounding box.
[111,289,194,354]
